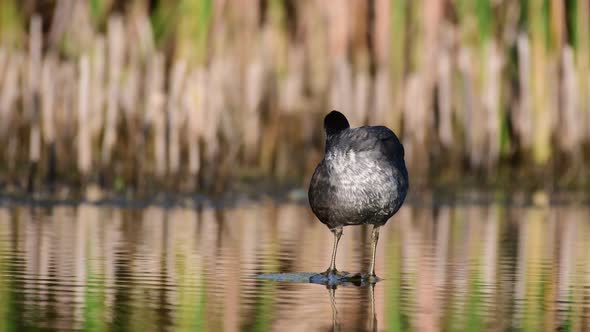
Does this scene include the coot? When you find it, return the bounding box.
[309,111,408,279]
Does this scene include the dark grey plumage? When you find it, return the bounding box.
[309,112,408,230]
[308,110,408,279]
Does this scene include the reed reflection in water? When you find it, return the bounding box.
[0,199,589,331]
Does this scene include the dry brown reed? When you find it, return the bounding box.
[0,0,589,193]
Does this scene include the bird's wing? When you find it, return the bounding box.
[348,126,405,161]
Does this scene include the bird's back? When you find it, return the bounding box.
[309,125,408,229]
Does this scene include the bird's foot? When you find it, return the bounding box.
[310,269,350,285]
[320,269,347,277]
[309,270,382,286]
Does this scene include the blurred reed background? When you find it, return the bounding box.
[0,0,589,194]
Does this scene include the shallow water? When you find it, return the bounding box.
[0,197,589,331]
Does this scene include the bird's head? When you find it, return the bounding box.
[324,110,350,137]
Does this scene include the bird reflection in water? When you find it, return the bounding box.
[327,282,378,332]
[256,272,380,331]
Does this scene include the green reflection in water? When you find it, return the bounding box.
[385,226,408,332]
[0,227,14,332]
[465,271,483,332]
[1,214,26,332]
[252,236,279,332]
[83,264,107,332]
[176,269,206,331]
[522,209,544,332]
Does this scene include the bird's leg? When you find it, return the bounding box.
[324,226,343,275]
[368,226,381,278]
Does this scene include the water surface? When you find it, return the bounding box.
[0,196,589,331]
